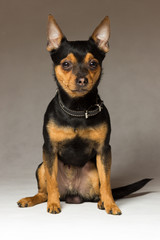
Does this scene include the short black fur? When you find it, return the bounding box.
[17,16,152,215]
[50,37,105,65]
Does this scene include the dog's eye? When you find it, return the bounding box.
[89,60,98,70]
[61,61,72,71]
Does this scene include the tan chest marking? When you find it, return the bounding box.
[47,120,108,145]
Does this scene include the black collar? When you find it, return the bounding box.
[57,91,103,119]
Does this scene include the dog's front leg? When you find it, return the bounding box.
[43,150,61,214]
[96,145,122,215]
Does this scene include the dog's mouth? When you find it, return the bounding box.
[66,86,90,97]
[71,88,88,93]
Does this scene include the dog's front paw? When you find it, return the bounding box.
[105,203,122,215]
[98,200,122,215]
[47,202,61,214]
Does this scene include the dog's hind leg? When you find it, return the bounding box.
[17,163,48,208]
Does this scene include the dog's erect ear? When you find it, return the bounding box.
[47,15,64,51]
[91,16,110,53]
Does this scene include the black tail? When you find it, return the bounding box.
[112,178,152,200]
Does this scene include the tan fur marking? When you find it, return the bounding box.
[78,124,107,146]
[17,163,48,207]
[17,193,47,207]
[37,163,47,194]
[55,53,101,98]
[47,121,76,143]
[61,53,77,64]
[96,152,121,215]
[47,120,108,145]
[55,53,78,97]
[84,53,94,62]
[43,152,61,213]
[84,53,101,90]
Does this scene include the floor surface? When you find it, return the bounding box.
[1,177,160,240]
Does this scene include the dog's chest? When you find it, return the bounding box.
[47,120,107,144]
[47,120,108,166]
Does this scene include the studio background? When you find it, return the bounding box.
[0,0,160,239]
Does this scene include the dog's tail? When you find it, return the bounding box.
[112,178,152,200]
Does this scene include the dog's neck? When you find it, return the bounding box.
[57,85,100,111]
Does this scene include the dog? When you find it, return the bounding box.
[17,15,151,215]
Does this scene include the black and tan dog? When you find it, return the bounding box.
[17,15,151,215]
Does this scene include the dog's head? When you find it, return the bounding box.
[47,15,110,98]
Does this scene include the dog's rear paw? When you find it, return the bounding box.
[17,197,34,208]
[47,202,61,214]
[97,200,105,210]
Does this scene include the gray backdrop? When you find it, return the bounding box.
[1,0,160,189]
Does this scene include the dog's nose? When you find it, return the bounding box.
[76,78,88,87]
